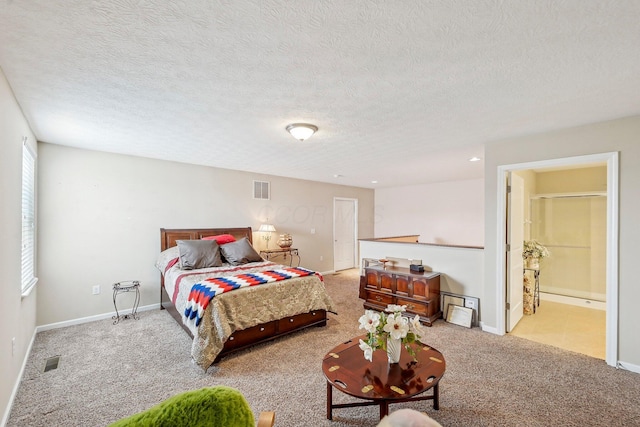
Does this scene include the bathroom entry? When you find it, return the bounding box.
[512,166,608,360]
[498,152,619,366]
[530,194,607,304]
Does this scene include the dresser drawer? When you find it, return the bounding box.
[224,320,277,350]
[278,310,325,333]
[366,291,394,306]
[396,297,430,317]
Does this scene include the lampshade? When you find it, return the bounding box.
[286,123,318,141]
[258,223,276,232]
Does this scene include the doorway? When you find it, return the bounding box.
[333,198,358,271]
[496,152,619,367]
[531,193,607,302]
[511,190,607,359]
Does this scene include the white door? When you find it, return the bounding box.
[506,173,525,332]
[334,198,357,271]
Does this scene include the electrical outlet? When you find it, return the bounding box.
[310,228,316,234]
[320,255,323,261]
[92,285,100,295]
[464,300,475,310]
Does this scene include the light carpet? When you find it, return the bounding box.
[7,269,640,426]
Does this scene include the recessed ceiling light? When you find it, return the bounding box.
[469,157,481,162]
[333,174,343,178]
[371,180,378,184]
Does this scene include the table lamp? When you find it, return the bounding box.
[258,223,276,248]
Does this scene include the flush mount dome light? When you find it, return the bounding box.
[286,123,318,141]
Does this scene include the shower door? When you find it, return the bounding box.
[530,195,606,302]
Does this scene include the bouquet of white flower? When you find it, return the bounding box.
[357,304,427,363]
[522,240,550,260]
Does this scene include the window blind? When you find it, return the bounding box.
[21,139,37,294]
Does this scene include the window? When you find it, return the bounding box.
[21,138,37,295]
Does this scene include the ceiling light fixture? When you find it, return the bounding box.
[286,123,318,141]
[469,157,481,162]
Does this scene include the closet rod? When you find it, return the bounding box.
[531,191,606,199]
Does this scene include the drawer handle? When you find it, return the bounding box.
[375,296,382,301]
[312,312,316,316]
[407,304,415,310]
[229,336,234,341]
[290,318,294,322]
[260,327,265,332]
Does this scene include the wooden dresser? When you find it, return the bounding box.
[359,266,442,325]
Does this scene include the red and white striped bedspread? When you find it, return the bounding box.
[184,266,321,326]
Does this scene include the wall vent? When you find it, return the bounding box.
[44,355,61,372]
[253,181,270,200]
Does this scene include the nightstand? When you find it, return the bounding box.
[259,248,300,267]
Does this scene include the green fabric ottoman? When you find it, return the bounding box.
[109,386,255,427]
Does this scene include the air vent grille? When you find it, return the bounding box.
[253,181,270,200]
[44,355,61,372]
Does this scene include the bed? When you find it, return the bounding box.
[158,227,336,369]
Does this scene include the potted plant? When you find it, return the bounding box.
[522,240,550,268]
[357,304,427,364]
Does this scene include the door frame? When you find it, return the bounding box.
[495,152,619,367]
[333,197,358,271]
[506,172,525,332]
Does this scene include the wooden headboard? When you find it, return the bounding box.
[160,227,253,251]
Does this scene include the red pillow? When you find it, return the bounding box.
[202,234,236,245]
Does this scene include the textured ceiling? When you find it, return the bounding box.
[1,1,639,188]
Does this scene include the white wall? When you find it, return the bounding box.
[0,70,38,425]
[359,240,484,302]
[536,166,607,194]
[483,115,640,368]
[375,178,484,247]
[36,143,375,326]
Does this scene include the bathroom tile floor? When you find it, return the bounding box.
[510,300,606,360]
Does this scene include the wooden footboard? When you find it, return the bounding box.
[159,226,328,364]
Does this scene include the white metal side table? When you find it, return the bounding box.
[112,280,141,324]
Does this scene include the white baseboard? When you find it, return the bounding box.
[2,328,37,427]
[320,270,336,276]
[480,322,501,335]
[540,292,606,311]
[617,361,640,374]
[36,303,160,333]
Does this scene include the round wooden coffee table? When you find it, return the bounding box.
[322,335,446,420]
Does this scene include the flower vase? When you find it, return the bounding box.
[386,362,403,387]
[386,337,402,364]
[526,257,540,269]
